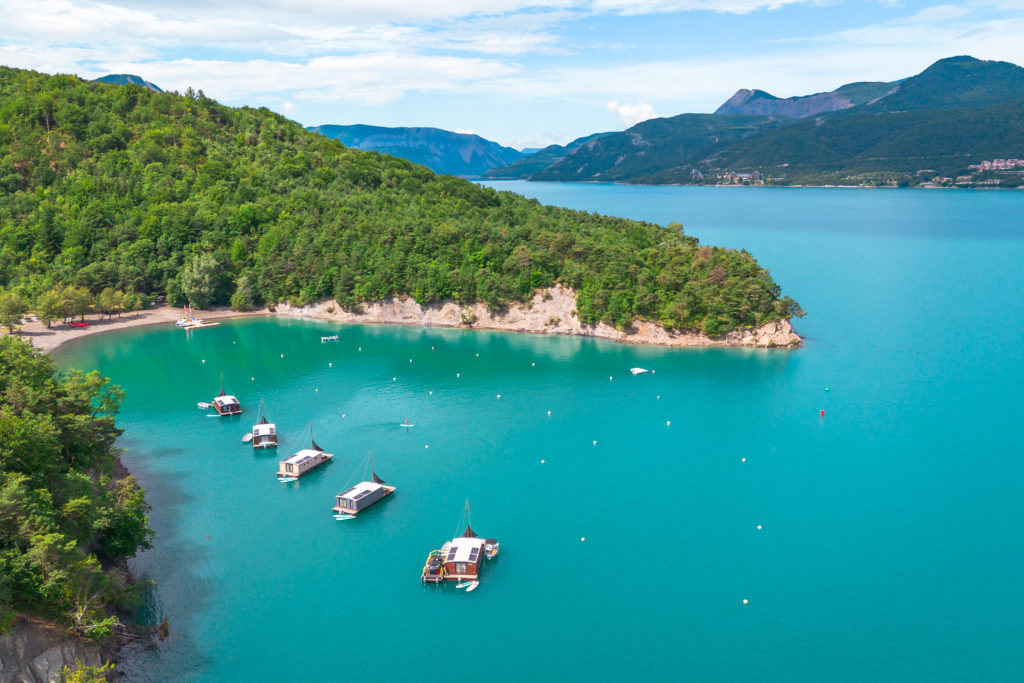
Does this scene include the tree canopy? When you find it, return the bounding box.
[0,66,798,335]
[0,336,152,639]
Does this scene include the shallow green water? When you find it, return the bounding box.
[58,185,1024,681]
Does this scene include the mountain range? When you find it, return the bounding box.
[93,73,162,92]
[487,56,1024,187]
[307,124,523,177]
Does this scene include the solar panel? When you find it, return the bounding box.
[468,548,480,562]
[447,548,458,561]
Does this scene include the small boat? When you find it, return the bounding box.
[332,452,395,517]
[420,501,498,586]
[464,581,480,592]
[333,514,355,521]
[484,540,500,560]
[276,426,333,479]
[399,418,414,428]
[630,368,649,375]
[251,399,278,449]
[242,433,253,443]
[197,402,212,409]
[320,335,339,343]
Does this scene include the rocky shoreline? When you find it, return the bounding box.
[0,618,103,683]
[275,284,802,348]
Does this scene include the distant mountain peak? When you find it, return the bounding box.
[93,74,162,92]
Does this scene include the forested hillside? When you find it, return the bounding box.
[0,66,799,336]
[0,336,151,637]
[489,56,1024,186]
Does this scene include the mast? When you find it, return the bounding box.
[462,500,476,538]
[310,423,322,452]
[217,372,226,397]
[258,398,269,424]
[370,451,385,484]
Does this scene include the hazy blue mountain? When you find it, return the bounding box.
[308,124,522,176]
[484,132,612,179]
[93,73,162,92]
[504,56,1024,185]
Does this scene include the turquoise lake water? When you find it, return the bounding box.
[57,184,1024,681]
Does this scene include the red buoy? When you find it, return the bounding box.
[820,410,825,416]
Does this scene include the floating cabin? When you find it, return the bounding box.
[276,436,333,478]
[251,403,277,449]
[333,470,395,516]
[422,518,499,584]
[211,389,241,416]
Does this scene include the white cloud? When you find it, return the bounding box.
[606,100,658,126]
[280,101,298,118]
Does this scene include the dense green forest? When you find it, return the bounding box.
[0,336,152,638]
[0,66,799,337]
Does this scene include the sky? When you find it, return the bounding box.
[2,1,1024,149]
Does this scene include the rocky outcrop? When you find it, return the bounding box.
[275,285,801,348]
[0,618,103,683]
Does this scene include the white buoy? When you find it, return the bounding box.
[497,394,501,399]
[593,440,597,445]
[741,457,747,463]
[540,459,545,464]
[201,359,206,364]
[666,420,671,427]
[425,445,429,449]
[315,388,319,392]
[609,376,613,380]
[532,362,535,366]
[742,599,749,605]
[456,373,460,378]
[431,346,435,350]
[409,359,412,363]
[429,391,433,395]
[359,347,362,351]
[329,362,332,367]
[580,537,586,542]
[657,395,660,400]
[280,354,284,358]
[476,353,479,357]
[756,525,762,530]
[547,410,551,416]
[393,377,396,381]
[342,414,346,418]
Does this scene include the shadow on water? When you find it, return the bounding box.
[114,438,215,681]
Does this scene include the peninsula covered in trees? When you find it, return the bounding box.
[0,66,800,338]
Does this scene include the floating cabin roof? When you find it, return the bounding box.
[213,394,239,406]
[253,423,275,436]
[338,482,383,502]
[284,449,322,465]
[446,536,485,563]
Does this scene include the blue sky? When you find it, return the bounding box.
[2,0,1023,149]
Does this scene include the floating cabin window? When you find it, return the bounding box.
[455,563,467,574]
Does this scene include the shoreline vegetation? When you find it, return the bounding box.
[0,336,154,680]
[0,67,801,348]
[4,285,801,357]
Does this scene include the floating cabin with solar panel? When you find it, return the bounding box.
[211,390,241,416]
[421,514,499,585]
[276,434,333,479]
[332,471,395,516]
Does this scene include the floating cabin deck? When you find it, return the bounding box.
[422,521,499,584]
[277,442,333,478]
[332,480,395,516]
[212,391,241,416]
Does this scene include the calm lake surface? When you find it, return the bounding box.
[57,184,1024,681]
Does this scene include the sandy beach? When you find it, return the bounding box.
[3,306,268,354]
